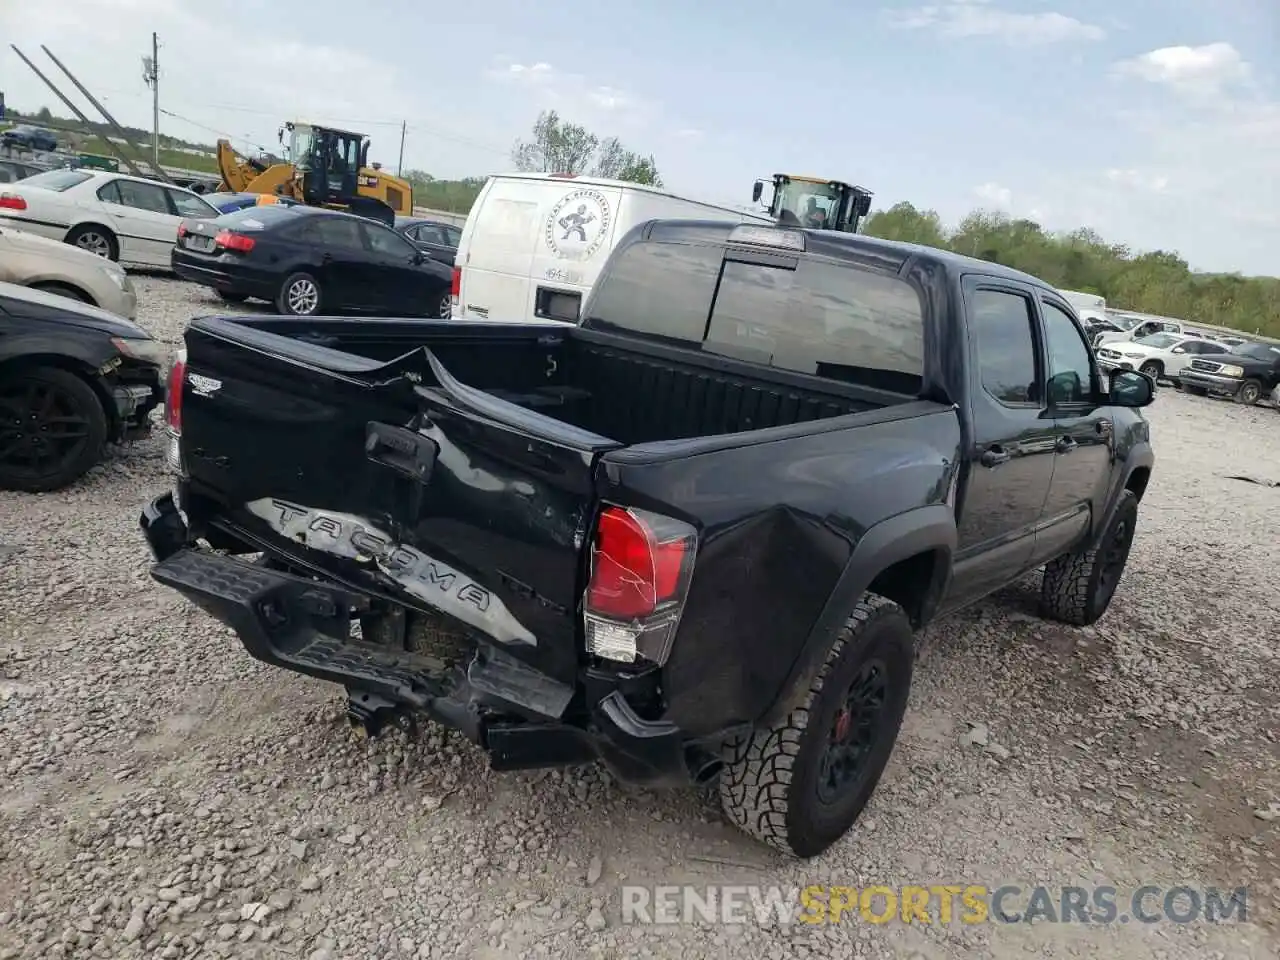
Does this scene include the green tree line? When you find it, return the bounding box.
[864,203,1279,337]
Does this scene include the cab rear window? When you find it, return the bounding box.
[583,239,926,394]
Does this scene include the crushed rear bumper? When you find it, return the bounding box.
[139,492,696,786]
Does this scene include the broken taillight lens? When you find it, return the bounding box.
[583,504,697,666]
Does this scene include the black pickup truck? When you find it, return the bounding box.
[140,220,1155,858]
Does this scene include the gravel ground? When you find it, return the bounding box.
[1,275,1278,960]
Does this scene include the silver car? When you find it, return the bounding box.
[0,223,137,319]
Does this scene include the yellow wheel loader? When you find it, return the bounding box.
[216,122,413,226]
[752,174,873,233]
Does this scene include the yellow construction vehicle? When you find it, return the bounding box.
[752,174,874,233]
[216,121,413,226]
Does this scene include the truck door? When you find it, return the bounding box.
[1033,296,1117,562]
[943,278,1058,608]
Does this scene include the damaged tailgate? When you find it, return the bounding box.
[174,318,624,684]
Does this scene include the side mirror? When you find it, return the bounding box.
[411,250,426,264]
[752,181,764,203]
[1172,346,1186,354]
[1109,369,1155,408]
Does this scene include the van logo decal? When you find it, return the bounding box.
[545,189,610,261]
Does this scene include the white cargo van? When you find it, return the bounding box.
[451,173,773,323]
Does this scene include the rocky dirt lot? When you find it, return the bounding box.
[1,275,1278,960]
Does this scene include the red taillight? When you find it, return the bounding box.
[450,266,461,297]
[587,507,693,619]
[165,353,186,433]
[214,229,255,253]
[0,194,27,211]
[583,505,697,665]
[177,223,187,238]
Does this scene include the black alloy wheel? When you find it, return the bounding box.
[815,660,891,805]
[0,366,108,492]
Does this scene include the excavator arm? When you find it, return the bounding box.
[216,139,298,198]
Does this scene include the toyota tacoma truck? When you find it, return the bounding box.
[139,220,1155,858]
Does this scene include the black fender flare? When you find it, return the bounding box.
[1092,443,1154,544]
[760,503,957,727]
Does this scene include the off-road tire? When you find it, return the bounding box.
[719,593,914,859]
[1040,489,1138,626]
[1235,379,1263,405]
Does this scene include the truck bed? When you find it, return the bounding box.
[215,315,907,446]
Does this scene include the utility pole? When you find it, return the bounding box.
[397,120,406,176]
[142,33,159,169]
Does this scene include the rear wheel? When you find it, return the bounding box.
[277,272,321,316]
[437,291,452,319]
[719,594,914,858]
[0,365,108,492]
[65,224,118,261]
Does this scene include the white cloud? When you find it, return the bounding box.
[972,181,1013,207]
[1,0,511,176]
[674,128,704,140]
[485,57,647,126]
[1104,168,1170,193]
[1113,42,1252,98]
[887,1,1105,45]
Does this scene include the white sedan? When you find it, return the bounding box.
[1095,332,1233,384]
[0,168,219,269]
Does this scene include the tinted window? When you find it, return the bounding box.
[364,222,416,257]
[112,179,171,214]
[217,205,298,229]
[1201,342,1229,354]
[20,169,93,192]
[96,180,121,204]
[444,225,462,246]
[413,224,445,244]
[969,289,1039,405]
[706,258,924,391]
[1042,300,1095,405]
[1232,342,1280,361]
[308,216,364,249]
[166,188,216,218]
[584,241,722,342]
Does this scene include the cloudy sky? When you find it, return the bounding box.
[2,0,1276,276]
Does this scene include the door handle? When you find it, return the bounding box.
[979,445,1011,468]
[1055,435,1078,453]
[365,422,437,482]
